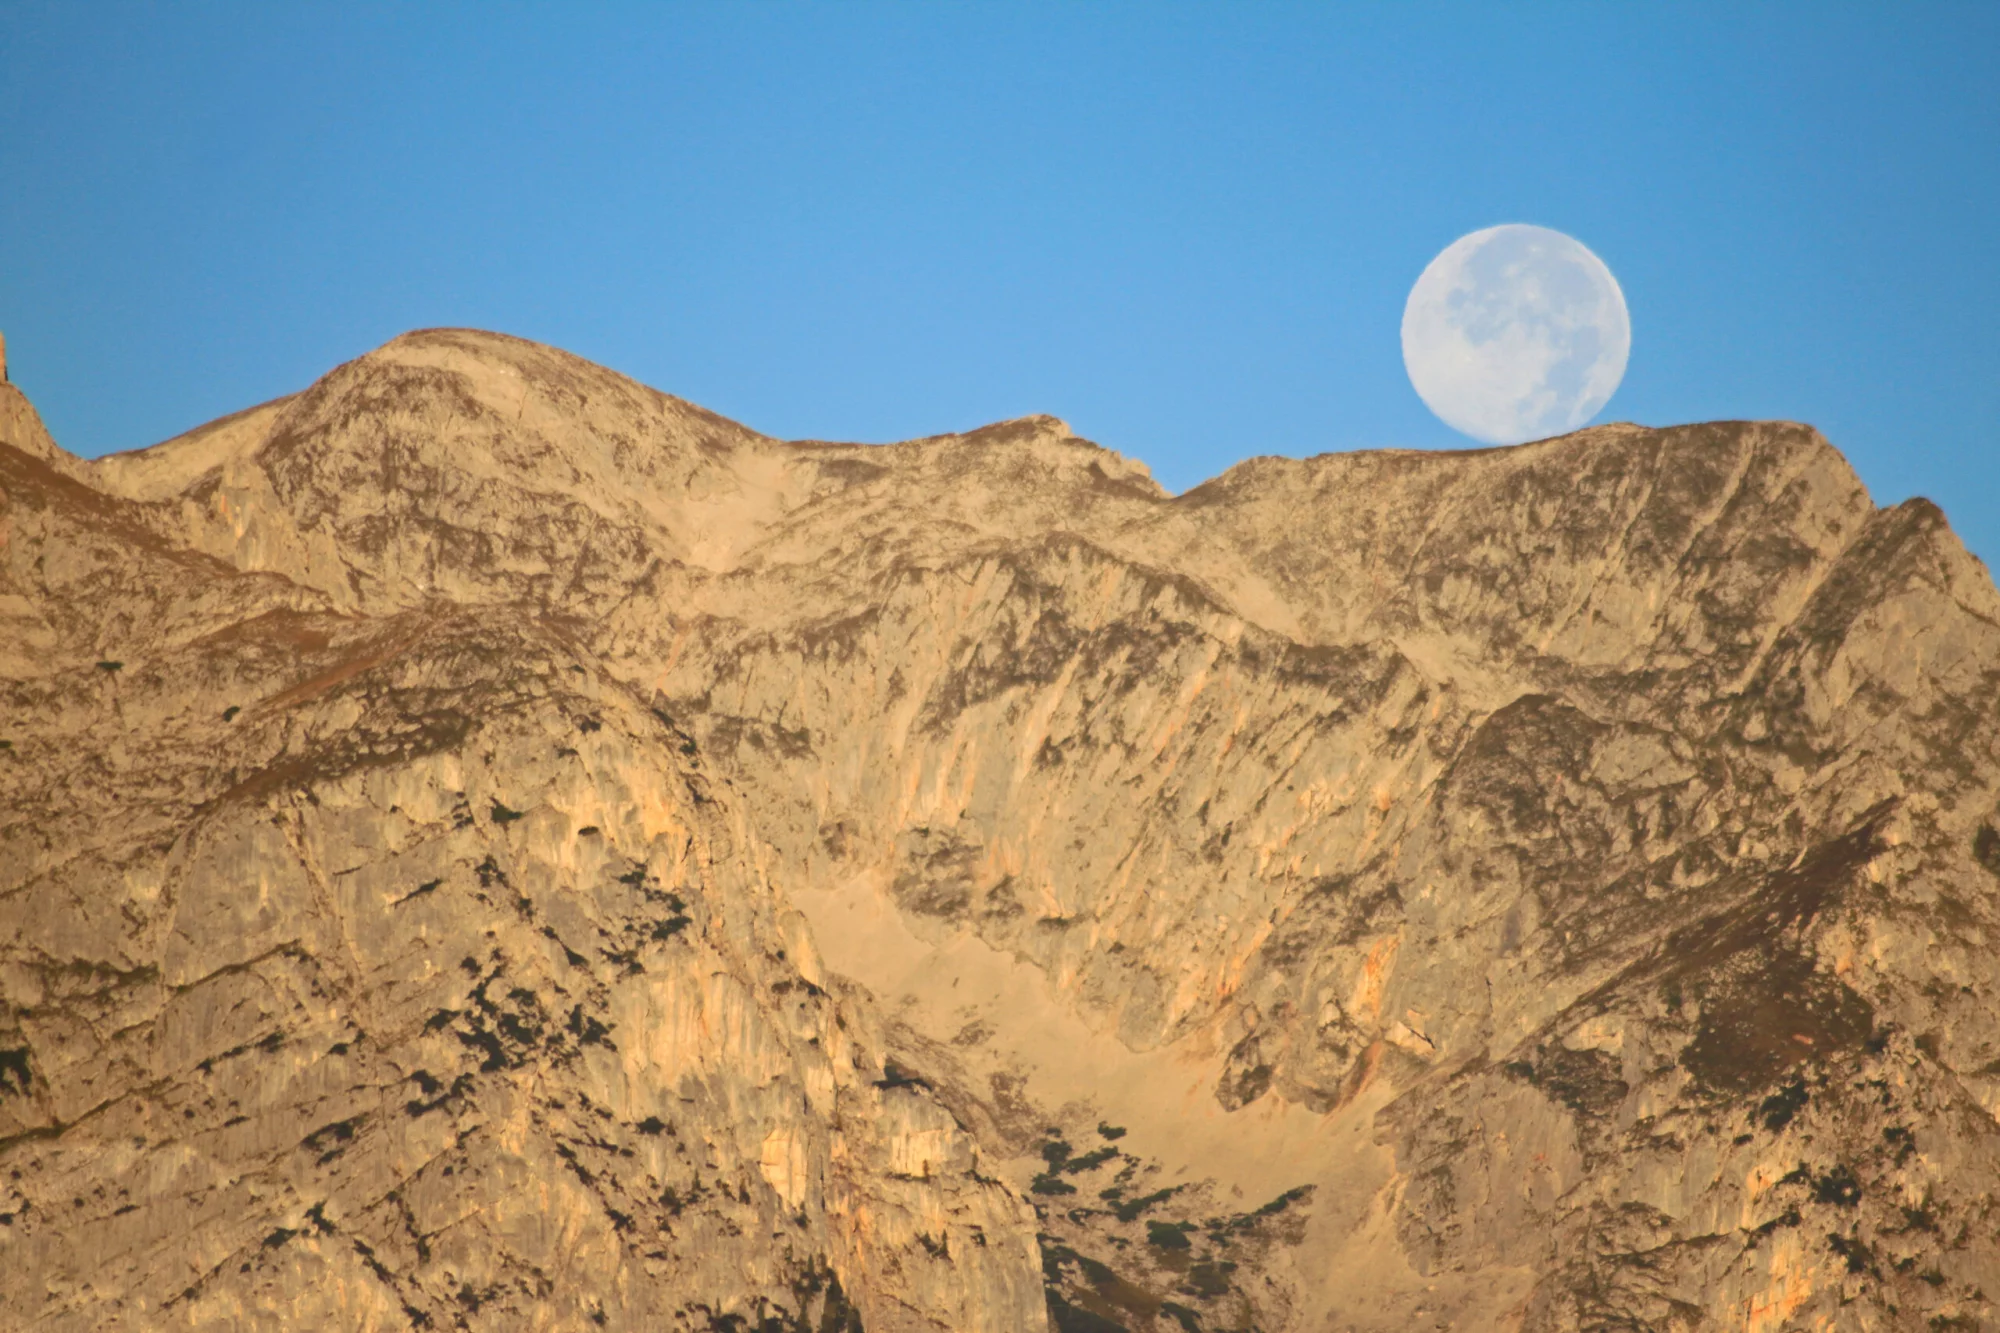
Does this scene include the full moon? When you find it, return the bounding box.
[1401,224,1630,445]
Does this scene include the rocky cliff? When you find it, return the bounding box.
[4,329,1998,1331]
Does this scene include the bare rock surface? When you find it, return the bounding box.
[5,328,2000,1330]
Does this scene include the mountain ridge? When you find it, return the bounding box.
[3,328,1997,1331]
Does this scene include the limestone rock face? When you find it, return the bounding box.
[4,328,1999,1331]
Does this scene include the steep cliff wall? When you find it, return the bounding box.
[5,329,1998,1330]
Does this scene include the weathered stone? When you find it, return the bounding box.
[4,328,1997,1329]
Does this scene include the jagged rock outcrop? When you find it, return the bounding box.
[4,330,1999,1331]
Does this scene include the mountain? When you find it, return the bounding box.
[3,328,1998,1332]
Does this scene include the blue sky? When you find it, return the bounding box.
[3,4,1996,563]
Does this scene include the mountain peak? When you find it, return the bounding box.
[0,380,76,474]
[4,333,1998,1332]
